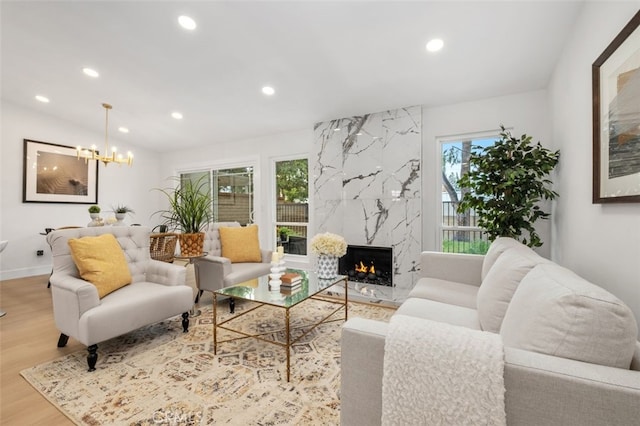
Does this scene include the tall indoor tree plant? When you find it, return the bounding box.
[153,175,212,256]
[457,125,560,248]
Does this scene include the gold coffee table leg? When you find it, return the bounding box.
[213,293,218,355]
[286,308,291,382]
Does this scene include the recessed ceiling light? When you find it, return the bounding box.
[35,95,50,103]
[262,86,275,96]
[118,127,129,133]
[178,15,197,30]
[83,67,99,77]
[171,112,183,120]
[426,38,444,53]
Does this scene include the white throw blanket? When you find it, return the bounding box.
[382,315,506,426]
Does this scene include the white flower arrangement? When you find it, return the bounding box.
[310,232,347,257]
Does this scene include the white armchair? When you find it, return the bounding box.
[193,222,272,311]
[47,226,193,371]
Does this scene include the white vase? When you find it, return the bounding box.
[114,212,126,226]
[317,254,339,279]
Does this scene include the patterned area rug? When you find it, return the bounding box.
[21,298,394,425]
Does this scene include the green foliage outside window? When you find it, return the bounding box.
[457,126,560,248]
[276,159,308,202]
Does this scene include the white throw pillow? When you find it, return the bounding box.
[500,263,638,369]
[477,248,545,332]
[481,237,526,280]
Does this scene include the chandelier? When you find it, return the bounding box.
[76,103,133,166]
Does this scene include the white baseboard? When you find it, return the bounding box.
[0,265,51,281]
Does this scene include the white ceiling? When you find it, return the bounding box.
[1,1,584,152]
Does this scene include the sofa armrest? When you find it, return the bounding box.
[504,347,640,425]
[341,318,388,426]
[193,255,232,292]
[420,251,484,286]
[50,274,100,338]
[145,259,186,286]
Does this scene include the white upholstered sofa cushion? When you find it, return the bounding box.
[408,278,479,309]
[395,298,481,330]
[481,237,526,280]
[477,247,548,332]
[500,263,638,369]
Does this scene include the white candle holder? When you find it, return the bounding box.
[270,262,282,275]
[269,280,281,291]
[269,261,282,290]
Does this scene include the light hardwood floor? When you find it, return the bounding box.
[1,274,80,425]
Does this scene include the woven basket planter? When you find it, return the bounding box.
[149,233,178,263]
[178,232,205,257]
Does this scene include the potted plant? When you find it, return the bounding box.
[88,205,101,219]
[111,204,135,226]
[277,226,294,242]
[153,176,212,256]
[457,125,560,248]
[112,204,134,214]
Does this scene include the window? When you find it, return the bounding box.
[180,165,255,225]
[440,134,498,254]
[213,167,254,225]
[274,158,308,256]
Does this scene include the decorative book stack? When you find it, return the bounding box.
[280,272,302,291]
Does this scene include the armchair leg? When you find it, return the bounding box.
[194,289,203,304]
[87,344,98,372]
[229,298,235,314]
[182,312,189,333]
[57,333,69,347]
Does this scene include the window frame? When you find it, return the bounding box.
[271,154,310,261]
[437,130,499,253]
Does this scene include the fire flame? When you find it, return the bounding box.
[355,261,375,274]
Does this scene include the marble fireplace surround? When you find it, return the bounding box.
[312,105,421,300]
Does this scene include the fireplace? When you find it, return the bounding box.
[339,245,393,287]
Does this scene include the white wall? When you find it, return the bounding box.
[549,3,640,330]
[0,100,162,279]
[421,90,553,258]
[158,128,313,270]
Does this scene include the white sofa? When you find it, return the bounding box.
[341,238,640,425]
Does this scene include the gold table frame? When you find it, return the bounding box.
[212,271,348,382]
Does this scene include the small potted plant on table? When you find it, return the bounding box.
[87,205,103,227]
[112,204,135,226]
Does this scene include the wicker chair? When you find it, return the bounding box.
[149,233,178,263]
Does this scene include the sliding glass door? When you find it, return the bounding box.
[181,166,255,225]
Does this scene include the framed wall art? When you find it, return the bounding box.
[592,10,640,203]
[23,139,99,204]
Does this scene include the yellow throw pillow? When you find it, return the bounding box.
[68,234,132,298]
[219,225,262,263]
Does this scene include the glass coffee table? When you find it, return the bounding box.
[213,270,348,382]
